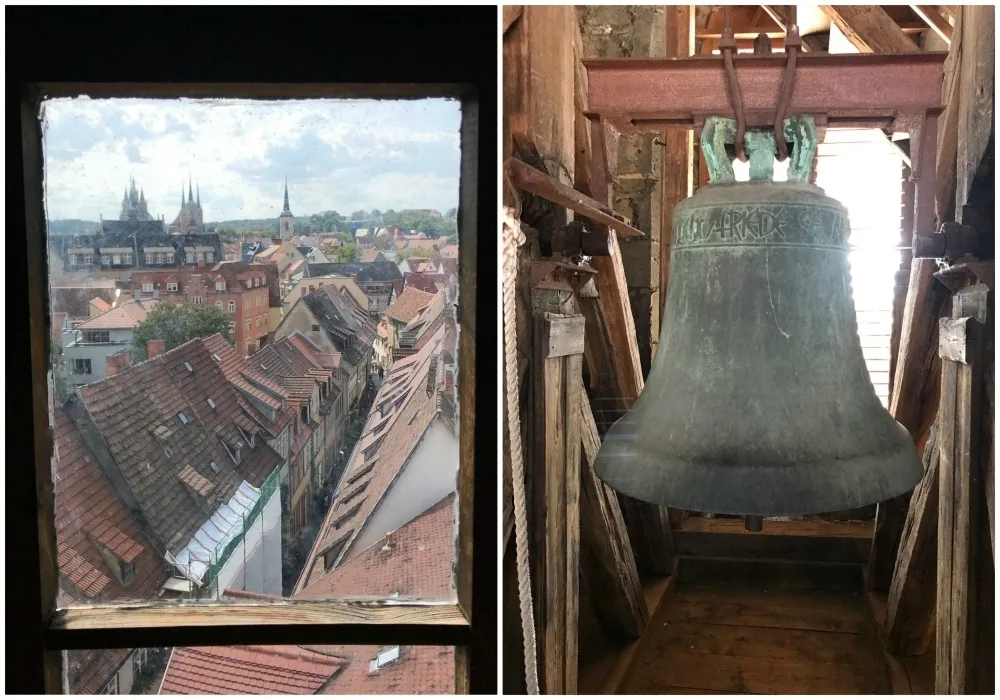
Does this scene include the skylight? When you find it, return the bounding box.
[369,646,400,673]
[207,398,217,409]
[184,361,194,373]
[178,412,189,425]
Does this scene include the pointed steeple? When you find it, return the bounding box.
[188,175,194,204]
[196,183,201,207]
[283,177,290,213]
[181,182,185,209]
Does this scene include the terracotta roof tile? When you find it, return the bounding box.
[294,325,454,593]
[90,297,112,313]
[384,287,436,325]
[76,298,158,330]
[160,645,345,695]
[75,339,282,558]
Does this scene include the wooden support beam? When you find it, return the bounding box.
[578,382,648,640]
[531,311,583,695]
[954,5,994,215]
[910,5,953,45]
[660,5,695,321]
[503,5,523,36]
[760,5,828,52]
[819,5,920,53]
[935,315,985,694]
[884,427,940,656]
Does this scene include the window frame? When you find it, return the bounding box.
[13,10,494,694]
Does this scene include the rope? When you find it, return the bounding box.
[502,208,541,695]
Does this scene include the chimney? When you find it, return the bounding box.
[351,274,359,285]
[147,339,166,359]
[106,351,131,377]
[198,259,206,269]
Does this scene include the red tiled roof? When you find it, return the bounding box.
[53,405,171,694]
[76,339,281,556]
[384,287,436,325]
[317,645,455,694]
[160,645,346,695]
[295,325,452,593]
[297,494,455,600]
[359,249,385,262]
[90,297,112,313]
[76,298,158,330]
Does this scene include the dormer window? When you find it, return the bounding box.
[369,646,400,673]
[142,282,154,293]
[237,425,255,448]
[121,560,136,584]
[215,281,226,292]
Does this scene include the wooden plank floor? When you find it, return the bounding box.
[620,584,892,694]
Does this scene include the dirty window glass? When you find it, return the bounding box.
[45,97,462,610]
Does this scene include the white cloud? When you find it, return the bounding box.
[41,97,461,222]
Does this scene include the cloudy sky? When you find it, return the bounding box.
[41,97,461,222]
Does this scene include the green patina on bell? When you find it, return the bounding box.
[594,116,923,516]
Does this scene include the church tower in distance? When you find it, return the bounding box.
[279,178,295,240]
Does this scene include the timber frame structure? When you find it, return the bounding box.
[504,5,992,695]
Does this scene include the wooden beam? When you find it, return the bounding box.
[760,5,828,52]
[954,5,994,215]
[503,5,523,36]
[531,311,583,695]
[910,5,953,45]
[578,382,648,640]
[819,5,920,53]
[884,427,940,656]
[935,316,985,694]
[660,5,695,321]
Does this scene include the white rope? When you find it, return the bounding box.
[502,208,541,695]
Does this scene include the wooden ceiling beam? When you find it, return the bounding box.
[910,5,954,45]
[760,5,827,52]
[819,5,921,53]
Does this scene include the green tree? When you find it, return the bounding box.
[372,234,391,251]
[396,246,441,262]
[332,243,362,263]
[445,207,457,219]
[131,302,232,361]
[350,210,368,221]
[445,234,458,245]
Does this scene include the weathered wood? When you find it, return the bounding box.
[539,312,585,358]
[910,5,953,45]
[935,316,984,694]
[819,5,920,53]
[679,516,873,539]
[954,5,994,215]
[531,311,583,695]
[884,427,940,656]
[578,382,648,640]
[678,557,864,592]
[660,5,695,317]
[674,531,869,563]
[889,164,914,399]
[935,7,963,224]
[502,5,522,36]
[938,316,977,363]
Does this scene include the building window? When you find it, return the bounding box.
[187,250,197,263]
[81,330,110,344]
[122,253,133,265]
[370,646,401,673]
[121,560,135,584]
[246,340,253,356]
[192,296,202,305]
[142,282,153,293]
[99,675,119,695]
[71,359,92,375]
[245,319,251,332]
[216,301,223,311]
[215,281,226,292]
[167,282,178,292]
[256,316,261,328]
[101,254,111,265]
[80,254,93,265]
[206,251,214,263]
[69,254,77,265]
[229,300,236,313]
[132,648,148,676]
[228,322,236,334]
[245,297,251,311]
[145,253,154,265]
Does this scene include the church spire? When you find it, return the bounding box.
[283,177,290,213]
[181,181,185,209]
[196,183,201,207]
[188,175,194,204]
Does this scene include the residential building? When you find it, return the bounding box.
[378,287,445,366]
[53,405,171,694]
[131,261,279,356]
[49,230,224,283]
[295,245,331,265]
[158,496,458,694]
[295,320,458,589]
[49,278,121,322]
[281,274,368,315]
[303,261,404,315]
[249,334,345,534]
[66,337,285,598]
[222,241,242,261]
[404,271,457,295]
[277,286,378,409]
[61,298,159,386]
[360,249,387,263]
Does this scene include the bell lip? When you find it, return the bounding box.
[593,429,924,517]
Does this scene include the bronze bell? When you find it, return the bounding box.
[593,117,923,516]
